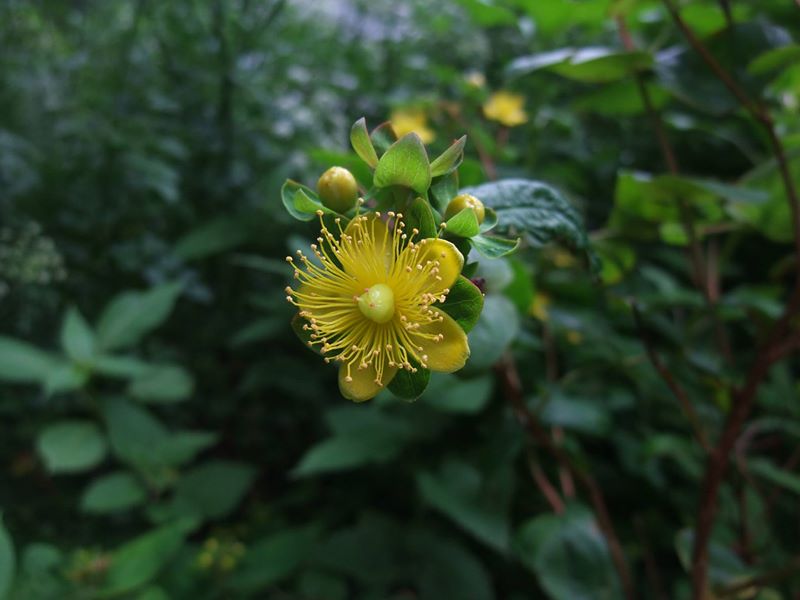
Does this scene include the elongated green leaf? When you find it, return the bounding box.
[37,421,107,474]
[127,365,194,403]
[430,136,466,177]
[350,117,379,168]
[96,282,183,352]
[374,133,431,195]
[749,458,800,495]
[508,47,652,83]
[281,180,337,222]
[174,460,256,519]
[174,216,250,260]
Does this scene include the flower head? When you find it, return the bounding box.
[390,108,436,144]
[483,91,528,127]
[286,211,469,401]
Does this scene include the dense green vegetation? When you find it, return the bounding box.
[1,0,799,598]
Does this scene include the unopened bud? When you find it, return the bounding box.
[317,166,359,213]
[445,193,485,224]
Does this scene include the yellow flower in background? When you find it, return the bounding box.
[529,292,550,322]
[483,90,528,127]
[390,108,436,144]
[286,212,469,402]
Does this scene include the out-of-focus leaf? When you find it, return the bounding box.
[229,526,319,593]
[127,365,194,403]
[422,373,493,414]
[60,307,94,363]
[36,421,107,474]
[174,460,256,519]
[574,80,671,116]
[748,458,800,495]
[293,433,404,477]
[0,336,59,384]
[174,216,251,260]
[102,519,194,596]
[747,44,800,76]
[374,133,431,195]
[417,459,513,552]
[508,47,652,83]
[465,295,518,371]
[0,515,14,600]
[81,472,147,514]
[674,529,749,586]
[515,505,622,600]
[96,282,183,352]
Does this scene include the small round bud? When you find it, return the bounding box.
[445,193,486,224]
[317,166,359,213]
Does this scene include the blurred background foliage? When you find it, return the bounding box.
[1,0,800,598]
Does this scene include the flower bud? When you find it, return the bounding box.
[317,167,359,213]
[445,193,485,224]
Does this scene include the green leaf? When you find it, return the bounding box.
[430,135,466,177]
[422,373,493,414]
[465,295,519,372]
[280,179,335,222]
[479,207,498,233]
[102,520,194,596]
[462,179,590,258]
[387,363,430,401]
[445,207,480,238]
[470,234,520,258]
[370,121,398,155]
[293,432,405,477]
[290,313,321,355]
[350,117,379,168]
[405,196,438,239]
[127,365,194,403]
[92,355,152,379]
[508,47,652,83]
[174,216,250,260]
[538,391,611,435]
[174,460,256,519]
[748,458,800,495]
[0,515,14,600]
[229,526,319,593]
[0,336,59,384]
[81,471,147,514]
[96,282,183,352]
[36,421,107,474]
[515,505,623,600]
[748,44,800,76]
[430,171,459,214]
[60,307,94,364]
[440,276,484,333]
[373,133,431,195]
[574,80,670,116]
[674,529,748,586]
[417,459,513,552]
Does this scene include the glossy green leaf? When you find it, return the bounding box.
[96,282,183,352]
[445,207,480,238]
[36,421,107,474]
[508,47,652,83]
[440,276,484,333]
[281,179,330,222]
[350,117,379,168]
[373,133,431,195]
[387,363,430,401]
[406,196,438,239]
[470,234,520,258]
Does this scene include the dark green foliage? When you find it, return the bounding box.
[2,0,800,598]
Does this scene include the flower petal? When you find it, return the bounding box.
[414,308,470,373]
[416,238,463,296]
[338,362,398,402]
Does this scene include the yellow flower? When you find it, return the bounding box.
[529,292,550,322]
[483,91,528,127]
[390,108,436,144]
[286,211,469,402]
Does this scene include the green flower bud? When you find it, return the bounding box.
[445,193,485,224]
[317,166,359,213]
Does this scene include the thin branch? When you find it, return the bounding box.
[525,449,566,514]
[632,305,711,453]
[496,354,636,600]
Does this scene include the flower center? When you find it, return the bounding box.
[357,283,395,324]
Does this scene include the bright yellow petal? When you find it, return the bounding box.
[415,238,463,295]
[338,362,398,402]
[414,308,469,373]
